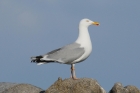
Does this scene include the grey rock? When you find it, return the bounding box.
[0,82,18,93]
[0,82,44,93]
[1,80,140,93]
[124,85,140,93]
[109,82,140,93]
[45,77,106,93]
[109,82,128,93]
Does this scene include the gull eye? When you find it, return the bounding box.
[86,20,89,22]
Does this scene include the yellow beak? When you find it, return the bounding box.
[92,22,100,26]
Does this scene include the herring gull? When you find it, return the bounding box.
[31,18,100,79]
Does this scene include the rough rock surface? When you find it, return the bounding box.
[109,82,140,93]
[45,77,106,93]
[0,82,44,93]
[0,82,18,93]
[1,79,140,93]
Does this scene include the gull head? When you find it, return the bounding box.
[79,18,100,28]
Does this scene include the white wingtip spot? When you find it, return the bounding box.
[37,63,45,65]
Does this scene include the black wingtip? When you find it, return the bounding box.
[31,60,36,63]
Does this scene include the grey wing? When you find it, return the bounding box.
[45,44,85,64]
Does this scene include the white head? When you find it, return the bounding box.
[79,18,100,28]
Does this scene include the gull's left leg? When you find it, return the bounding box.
[71,64,78,80]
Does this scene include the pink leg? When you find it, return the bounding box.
[71,64,78,80]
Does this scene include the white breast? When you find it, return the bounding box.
[72,26,92,63]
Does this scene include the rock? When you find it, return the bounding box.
[124,85,140,93]
[0,82,18,93]
[109,82,140,93]
[0,82,44,93]
[45,77,106,93]
[109,82,128,93]
[1,80,140,93]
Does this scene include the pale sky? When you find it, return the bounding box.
[0,0,140,92]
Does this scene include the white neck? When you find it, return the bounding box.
[73,25,92,62]
[75,26,92,47]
